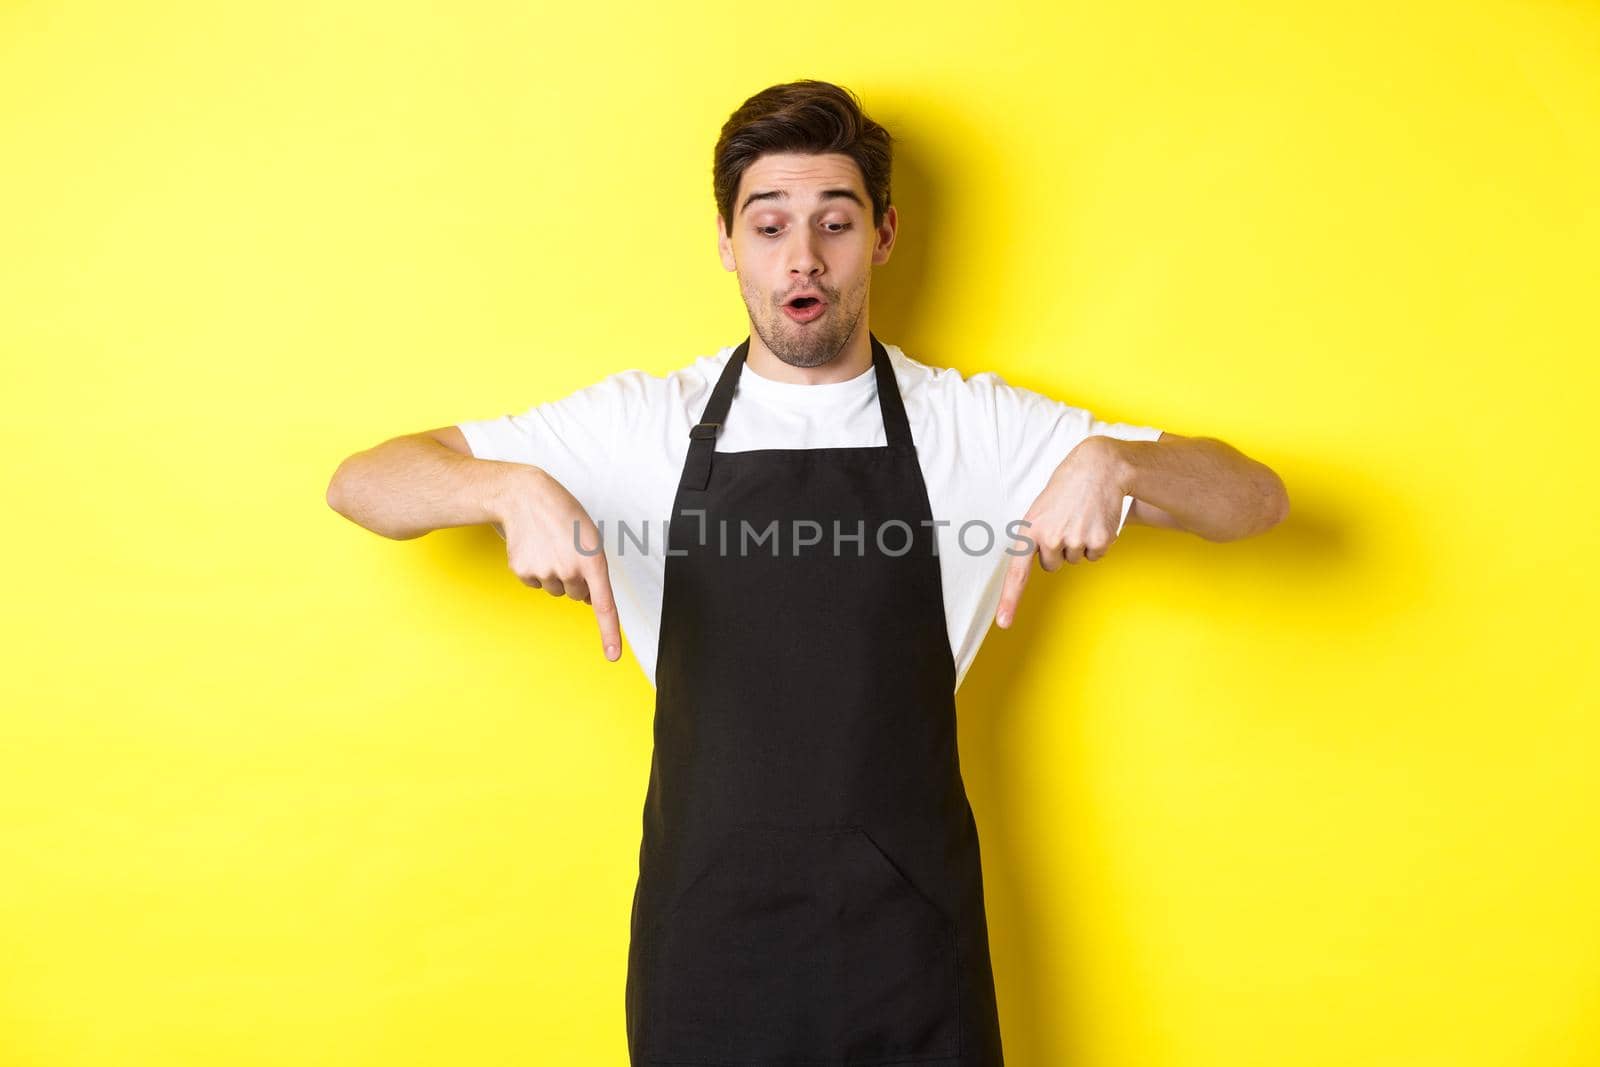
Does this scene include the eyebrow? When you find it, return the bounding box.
[739,187,866,216]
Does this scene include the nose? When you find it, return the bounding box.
[786,230,825,282]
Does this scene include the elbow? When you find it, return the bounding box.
[326,455,367,521]
[323,453,416,540]
[1219,465,1288,542]
[1259,470,1290,533]
[326,461,351,517]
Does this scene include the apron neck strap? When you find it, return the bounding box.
[866,334,913,449]
[680,333,910,492]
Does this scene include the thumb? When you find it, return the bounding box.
[996,546,1033,629]
[586,556,623,662]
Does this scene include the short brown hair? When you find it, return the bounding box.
[713,79,894,234]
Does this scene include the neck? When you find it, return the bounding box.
[745,319,873,385]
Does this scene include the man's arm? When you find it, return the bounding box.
[325,426,524,541]
[1123,430,1185,531]
[1119,431,1289,540]
[995,428,1288,627]
[325,425,625,661]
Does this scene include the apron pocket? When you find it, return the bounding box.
[645,824,960,1065]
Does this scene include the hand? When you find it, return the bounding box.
[996,436,1129,629]
[491,467,623,662]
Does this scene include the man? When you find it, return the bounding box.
[328,79,1288,1067]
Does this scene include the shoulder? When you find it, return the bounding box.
[884,343,1021,422]
[561,344,734,416]
[895,346,1108,429]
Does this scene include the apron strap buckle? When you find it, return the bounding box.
[680,422,721,492]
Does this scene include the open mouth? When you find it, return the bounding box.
[783,295,828,322]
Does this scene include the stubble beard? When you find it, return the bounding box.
[745,279,867,370]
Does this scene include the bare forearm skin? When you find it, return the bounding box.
[325,434,531,541]
[1113,435,1289,542]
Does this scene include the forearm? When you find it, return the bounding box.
[325,434,531,541]
[1112,435,1288,542]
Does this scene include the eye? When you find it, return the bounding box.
[754,222,853,238]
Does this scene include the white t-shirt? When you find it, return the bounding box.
[458,341,1161,692]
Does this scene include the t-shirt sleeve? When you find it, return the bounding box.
[455,371,639,514]
[992,377,1162,537]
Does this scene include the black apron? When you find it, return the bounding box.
[625,333,1005,1066]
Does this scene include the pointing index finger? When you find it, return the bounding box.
[996,546,1033,629]
[585,553,622,661]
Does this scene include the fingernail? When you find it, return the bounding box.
[605,644,619,660]
[996,610,1011,628]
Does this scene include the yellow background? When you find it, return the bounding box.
[3,1,1596,1064]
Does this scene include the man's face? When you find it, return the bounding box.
[718,151,897,369]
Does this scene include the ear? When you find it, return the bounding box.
[716,212,736,272]
[872,204,898,267]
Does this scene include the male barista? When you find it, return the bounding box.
[328,79,1288,1067]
